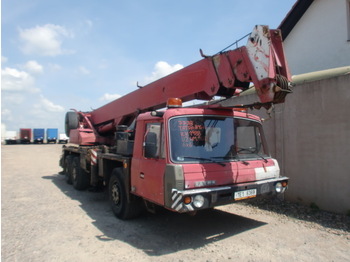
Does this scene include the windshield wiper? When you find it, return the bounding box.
[254,153,268,163]
[237,147,268,163]
[218,155,250,166]
[181,156,226,167]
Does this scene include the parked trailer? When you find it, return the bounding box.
[20,128,32,144]
[4,131,18,145]
[47,128,58,143]
[33,128,45,144]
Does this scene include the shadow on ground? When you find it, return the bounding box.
[43,173,266,256]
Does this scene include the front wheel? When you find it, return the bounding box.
[109,168,144,220]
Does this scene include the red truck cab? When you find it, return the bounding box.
[130,105,287,213]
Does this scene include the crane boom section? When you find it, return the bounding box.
[90,25,290,131]
[91,57,217,128]
[67,25,291,144]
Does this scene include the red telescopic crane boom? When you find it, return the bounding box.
[66,25,291,145]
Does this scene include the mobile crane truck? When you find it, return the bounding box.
[60,25,292,219]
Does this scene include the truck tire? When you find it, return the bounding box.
[64,155,74,184]
[72,157,90,190]
[65,111,79,137]
[109,168,144,220]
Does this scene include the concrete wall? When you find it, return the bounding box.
[222,74,350,214]
[284,0,350,75]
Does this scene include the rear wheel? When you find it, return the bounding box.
[64,155,74,184]
[109,168,144,220]
[72,157,90,190]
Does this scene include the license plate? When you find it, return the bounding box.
[234,189,257,200]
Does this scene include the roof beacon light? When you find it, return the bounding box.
[167,98,182,108]
[233,105,247,113]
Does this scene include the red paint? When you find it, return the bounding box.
[19,128,32,143]
[182,162,238,189]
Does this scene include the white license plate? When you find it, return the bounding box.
[234,189,257,200]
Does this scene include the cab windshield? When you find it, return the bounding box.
[169,116,269,164]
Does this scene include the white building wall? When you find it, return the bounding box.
[221,74,350,214]
[284,0,350,75]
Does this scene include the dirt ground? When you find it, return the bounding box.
[1,144,349,262]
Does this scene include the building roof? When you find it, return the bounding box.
[278,0,314,40]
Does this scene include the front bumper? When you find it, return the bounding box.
[169,177,289,213]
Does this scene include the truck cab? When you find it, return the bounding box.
[130,104,287,213]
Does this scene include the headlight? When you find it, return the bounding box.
[275,182,283,193]
[193,195,205,208]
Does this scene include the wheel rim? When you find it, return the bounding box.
[111,182,120,206]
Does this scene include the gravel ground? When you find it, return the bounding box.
[2,144,349,262]
[243,198,350,237]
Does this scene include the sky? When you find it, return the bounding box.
[1,0,296,135]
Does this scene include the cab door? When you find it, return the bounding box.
[131,121,166,205]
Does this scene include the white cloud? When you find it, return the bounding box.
[1,64,65,131]
[1,123,7,135]
[2,92,26,105]
[1,108,12,118]
[99,93,121,102]
[1,104,14,129]
[2,56,8,63]
[2,92,65,131]
[48,63,62,71]
[144,61,184,84]
[37,95,65,112]
[23,60,43,74]
[78,66,90,75]
[19,24,74,56]
[85,20,93,28]
[1,63,64,128]
[98,60,109,70]
[1,67,39,92]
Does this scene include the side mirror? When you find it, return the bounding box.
[144,132,158,158]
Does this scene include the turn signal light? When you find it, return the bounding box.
[167,98,182,108]
[183,196,192,204]
[282,181,288,187]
